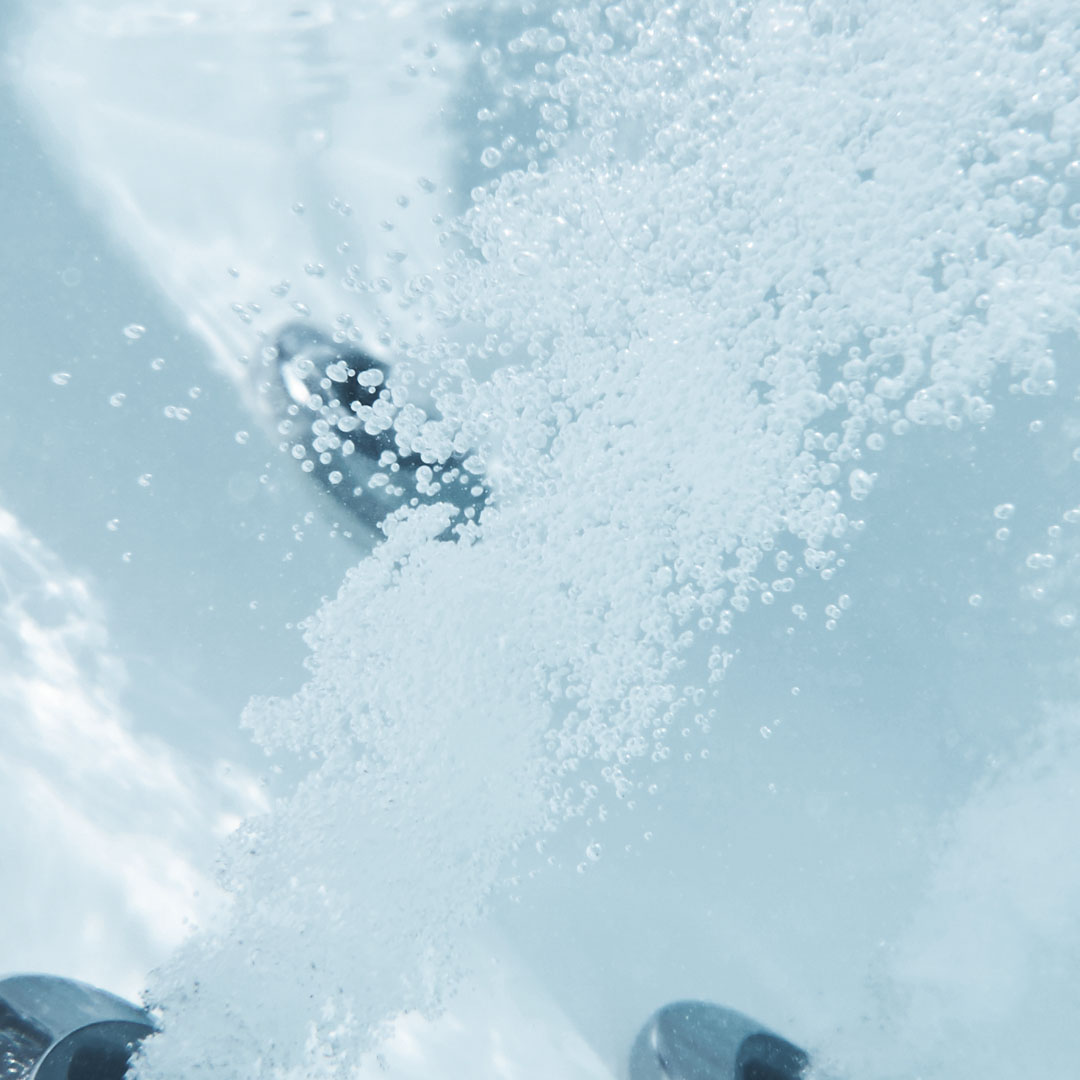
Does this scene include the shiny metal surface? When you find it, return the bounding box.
[0,975,155,1080]
[268,321,488,532]
[629,1001,809,1080]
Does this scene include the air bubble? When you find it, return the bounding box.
[848,468,875,500]
[50,372,71,386]
[481,147,503,168]
[511,251,541,276]
[109,392,126,407]
[993,503,1015,520]
[123,323,146,340]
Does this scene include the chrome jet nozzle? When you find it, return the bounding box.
[630,1001,810,1080]
[267,322,488,534]
[0,975,156,1080]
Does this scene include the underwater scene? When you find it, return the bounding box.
[2,1,1079,1077]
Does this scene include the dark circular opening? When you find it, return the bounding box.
[65,1040,132,1080]
[736,1032,810,1080]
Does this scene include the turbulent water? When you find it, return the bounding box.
[9,0,1080,1077]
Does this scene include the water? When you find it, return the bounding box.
[3,1,1080,1078]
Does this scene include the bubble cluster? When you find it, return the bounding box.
[416,0,1080,773]
[136,0,1080,1076]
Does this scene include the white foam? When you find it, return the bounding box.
[13,0,1080,1076]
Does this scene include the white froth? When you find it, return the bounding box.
[121,1,1080,1077]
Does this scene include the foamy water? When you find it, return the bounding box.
[7,0,1080,1077]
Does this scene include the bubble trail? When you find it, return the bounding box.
[135,2,1080,1078]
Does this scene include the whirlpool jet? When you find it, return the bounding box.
[8,2,821,1078]
[0,974,812,1080]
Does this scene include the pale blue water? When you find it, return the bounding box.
[2,3,1080,1079]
